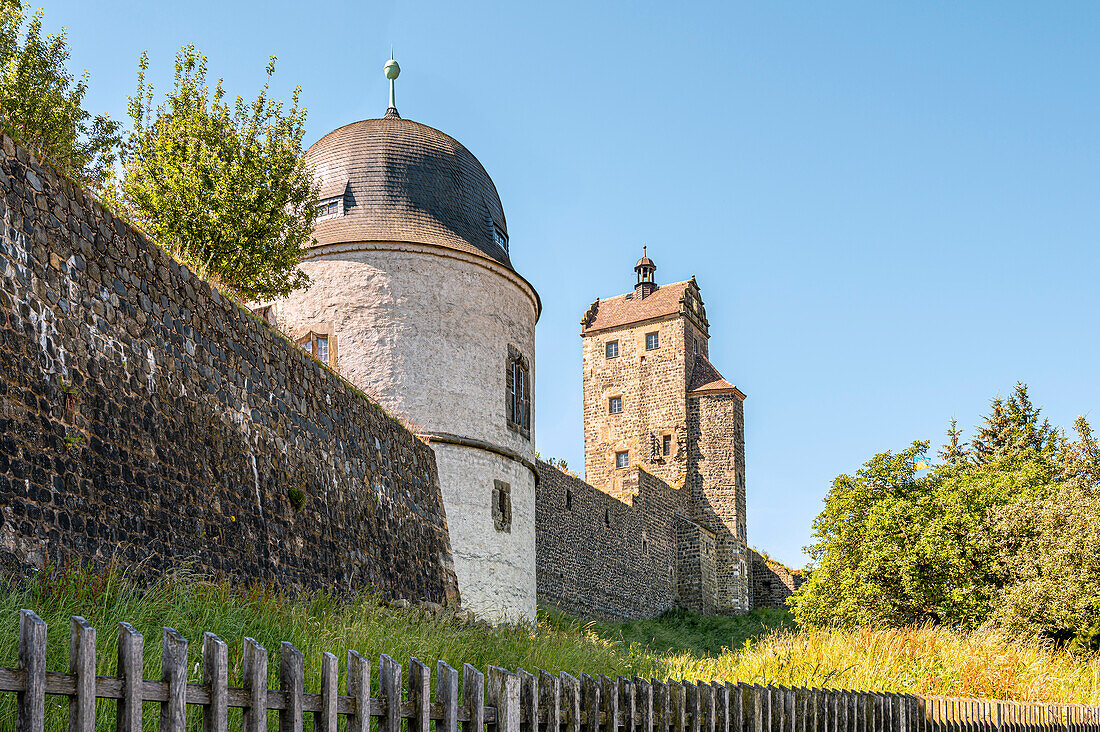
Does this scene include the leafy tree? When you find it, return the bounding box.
[0,0,119,189]
[992,417,1100,648]
[115,45,317,300]
[791,385,1060,630]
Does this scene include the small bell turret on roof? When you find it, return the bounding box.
[635,245,657,299]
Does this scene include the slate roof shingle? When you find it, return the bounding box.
[306,117,512,270]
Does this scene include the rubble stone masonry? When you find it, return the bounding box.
[535,460,691,618]
[0,133,460,604]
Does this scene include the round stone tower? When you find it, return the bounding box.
[276,60,540,621]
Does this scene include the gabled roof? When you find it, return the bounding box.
[688,356,746,399]
[581,280,692,333]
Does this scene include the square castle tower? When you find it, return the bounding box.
[579,253,749,613]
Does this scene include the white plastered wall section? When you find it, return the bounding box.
[434,445,537,621]
[276,241,539,621]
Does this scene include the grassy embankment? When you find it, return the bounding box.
[1,565,1098,729]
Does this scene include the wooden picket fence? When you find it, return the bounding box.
[3,610,1100,732]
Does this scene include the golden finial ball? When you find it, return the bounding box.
[384,59,401,80]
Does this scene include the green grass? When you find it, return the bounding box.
[1,564,1099,729]
[543,605,796,658]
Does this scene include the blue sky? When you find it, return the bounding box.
[47,1,1100,567]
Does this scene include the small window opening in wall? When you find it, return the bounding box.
[604,508,610,527]
[646,331,659,350]
[615,450,629,469]
[298,332,332,365]
[606,340,619,359]
[642,531,649,555]
[609,396,622,414]
[565,489,573,510]
[693,337,698,354]
[492,480,512,532]
[662,434,672,456]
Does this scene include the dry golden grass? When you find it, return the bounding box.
[657,625,1100,704]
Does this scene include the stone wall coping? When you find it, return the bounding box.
[419,431,540,484]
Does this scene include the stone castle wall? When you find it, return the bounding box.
[535,460,692,619]
[687,391,750,613]
[0,133,460,604]
[582,316,688,493]
[750,549,804,609]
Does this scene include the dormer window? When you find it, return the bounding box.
[493,226,508,253]
[298,332,333,365]
[315,197,342,221]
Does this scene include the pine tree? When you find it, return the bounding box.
[938,417,970,465]
[971,383,1058,465]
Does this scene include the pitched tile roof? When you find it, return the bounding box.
[581,280,692,333]
[306,117,512,270]
[688,356,746,399]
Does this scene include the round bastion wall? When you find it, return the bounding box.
[276,241,539,621]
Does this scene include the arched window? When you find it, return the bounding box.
[506,346,531,438]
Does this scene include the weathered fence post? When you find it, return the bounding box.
[381,655,403,732]
[17,609,46,732]
[317,652,338,732]
[654,680,670,732]
[279,641,304,732]
[622,677,637,732]
[541,670,562,732]
[465,664,487,732]
[489,666,521,732]
[241,637,268,732]
[117,622,144,732]
[68,616,96,732]
[518,669,537,732]
[562,673,581,732]
[603,675,621,732]
[671,681,687,732]
[439,662,460,732]
[686,681,700,732]
[582,675,601,732]
[715,682,730,732]
[348,651,372,732]
[203,632,229,732]
[637,678,655,732]
[410,658,431,732]
[161,627,189,732]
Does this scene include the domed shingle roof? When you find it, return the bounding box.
[306,117,512,269]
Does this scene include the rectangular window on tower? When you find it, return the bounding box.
[615,451,630,469]
[606,340,619,359]
[506,346,531,438]
[646,331,660,350]
[662,434,672,456]
[609,396,622,414]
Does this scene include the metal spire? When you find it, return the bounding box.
[383,51,401,113]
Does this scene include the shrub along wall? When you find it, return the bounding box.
[0,132,460,605]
